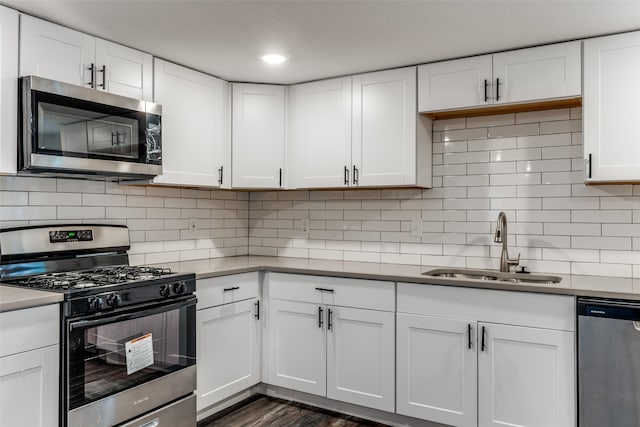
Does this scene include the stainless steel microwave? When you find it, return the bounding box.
[20,76,162,180]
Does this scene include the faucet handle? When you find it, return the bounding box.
[507,253,520,266]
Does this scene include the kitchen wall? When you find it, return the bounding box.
[1,107,638,277]
[0,177,249,264]
[249,107,640,278]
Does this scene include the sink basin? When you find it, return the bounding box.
[423,268,562,284]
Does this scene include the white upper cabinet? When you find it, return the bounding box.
[289,67,431,189]
[94,38,152,100]
[352,67,417,187]
[418,55,492,112]
[0,6,18,175]
[232,83,285,189]
[289,77,352,188]
[493,41,581,105]
[418,40,581,113]
[153,59,230,187]
[583,31,640,183]
[20,15,152,100]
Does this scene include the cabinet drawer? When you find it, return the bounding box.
[196,272,259,309]
[267,273,394,312]
[0,304,60,358]
[398,282,575,331]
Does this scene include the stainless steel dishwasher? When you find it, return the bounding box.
[578,298,640,427]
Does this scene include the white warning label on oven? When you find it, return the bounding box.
[125,333,154,375]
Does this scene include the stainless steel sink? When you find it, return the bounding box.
[423,268,562,284]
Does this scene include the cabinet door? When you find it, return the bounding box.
[232,83,285,188]
[196,298,260,410]
[20,14,94,87]
[266,299,326,396]
[0,345,59,427]
[352,67,417,187]
[326,306,395,412]
[584,32,640,183]
[493,41,581,105]
[289,77,352,188]
[0,6,18,175]
[95,38,152,100]
[396,314,477,427]
[478,323,575,427]
[153,59,229,187]
[418,55,492,112]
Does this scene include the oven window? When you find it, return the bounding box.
[67,303,195,410]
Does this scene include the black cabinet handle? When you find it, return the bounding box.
[328,308,333,331]
[318,306,324,328]
[223,286,239,292]
[587,153,592,179]
[218,166,223,185]
[481,326,486,352]
[279,168,283,187]
[468,324,472,349]
[98,65,106,89]
[495,78,500,101]
[353,166,358,185]
[344,166,349,185]
[88,63,95,88]
[315,287,335,293]
[254,300,260,320]
[484,79,488,102]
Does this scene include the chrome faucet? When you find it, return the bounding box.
[494,211,520,272]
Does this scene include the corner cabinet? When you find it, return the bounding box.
[0,304,60,427]
[583,31,640,183]
[264,273,395,412]
[20,14,152,100]
[153,59,230,187]
[0,6,18,175]
[196,273,261,411]
[289,67,432,189]
[232,83,285,189]
[397,283,575,427]
[418,41,581,114]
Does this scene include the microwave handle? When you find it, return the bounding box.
[69,296,196,331]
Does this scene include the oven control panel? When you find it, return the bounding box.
[50,229,93,243]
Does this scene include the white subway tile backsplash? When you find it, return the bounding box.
[28,192,82,206]
[516,109,570,123]
[488,123,539,138]
[2,107,638,277]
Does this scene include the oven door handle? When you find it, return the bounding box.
[69,296,196,330]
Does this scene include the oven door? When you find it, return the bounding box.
[65,296,195,427]
[20,76,162,179]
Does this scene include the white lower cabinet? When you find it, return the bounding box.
[396,314,477,427]
[196,273,261,411]
[0,345,59,427]
[0,304,60,427]
[397,283,576,427]
[478,322,574,427]
[265,273,395,412]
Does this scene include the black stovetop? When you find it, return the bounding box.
[9,265,176,292]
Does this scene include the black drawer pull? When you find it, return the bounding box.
[328,308,333,331]
[468,324,472,349]
[254,300,260,320]
[315,287,335,293]
[481,326,486,352]
[223,286,239,292]
[318,306,324,328]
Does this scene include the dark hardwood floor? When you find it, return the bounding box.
[200,395,390,427]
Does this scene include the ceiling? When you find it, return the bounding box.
[4,0,640,85]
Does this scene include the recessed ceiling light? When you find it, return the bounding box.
[262,54,286,64]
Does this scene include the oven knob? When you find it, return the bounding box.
[106,293,122,308]
[88,296,104,311]
[159,285,171,298]
[173,282,186,295]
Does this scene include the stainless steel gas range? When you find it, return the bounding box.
[0,224,197,427]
